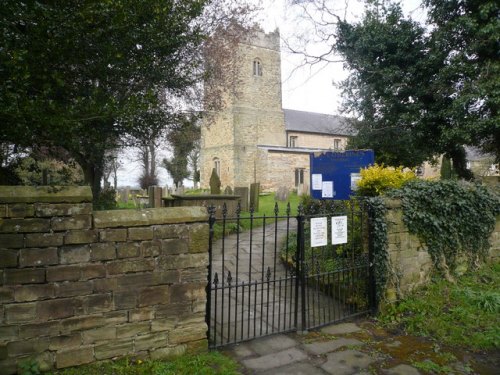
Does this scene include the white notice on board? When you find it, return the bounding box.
[350,173,362,191]
[331,216,348,244]
[322,181,334,198]
[312,174,322,190]
[310,217,328,247]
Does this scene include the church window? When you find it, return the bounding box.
[253,59,262,76]
[295,168,304,187]
[333,139,341,150]
[289,136,297,148]
[214,158,221,177]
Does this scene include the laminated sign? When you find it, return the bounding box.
[310,217,328,247]
[331,216,348,245]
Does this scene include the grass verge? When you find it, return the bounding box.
[378,262,500,350]
[48,352,241,375]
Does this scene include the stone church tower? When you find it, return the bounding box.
[200,29,286,190]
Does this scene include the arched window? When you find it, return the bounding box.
[213,158,221,177]
[253,59,262,76]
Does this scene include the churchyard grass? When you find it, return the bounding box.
[48,352,240,375]
[378,262,500,350]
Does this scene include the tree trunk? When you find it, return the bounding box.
[448,146,474,181]
[79,156,104,204]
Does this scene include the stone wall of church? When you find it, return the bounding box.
[258,151,310,192]
[287,132,349,150]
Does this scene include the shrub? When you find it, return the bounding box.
[94,188,117,210]
[357,164,416,196]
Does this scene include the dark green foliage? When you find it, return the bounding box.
[94,188,117,211]
[209,168,221,194]
[394,180,500,276]
[439,156,453,180]
[19,359,40,375]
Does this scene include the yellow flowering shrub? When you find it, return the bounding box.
[357,164,416,196]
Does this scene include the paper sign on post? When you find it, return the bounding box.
[321,181,334,198]
[312,174,322,190]
[310,217,328,247]
[331,216,348,244]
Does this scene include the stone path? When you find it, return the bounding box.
[223,320,488,375]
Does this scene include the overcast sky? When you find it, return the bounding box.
[115,0,426,188]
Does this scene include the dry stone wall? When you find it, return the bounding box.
[0,186,208,373]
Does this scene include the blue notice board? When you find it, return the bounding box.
[310,150,374,200]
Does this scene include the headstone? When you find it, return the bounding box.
[224,186,233,195]
[234,187,249,212]
[176,186,185,195]
[210,168,221,194]
[276,186,289,202]
[120,187,130,203]
[148,186,163,208]
[250,182,260,212]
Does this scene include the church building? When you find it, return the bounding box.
[200,29,353,193]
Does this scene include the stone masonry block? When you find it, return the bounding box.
[116,322,151,338]
[0,249,18,268]
[128,307,154,322]
[59,245,90,264]
[81,264,106,280]
[160,239,188,255]
[55,281,93,298]
[25,232,64,248]
[115,273,155,291]
[90,242,116,260]
[128,227,154,241]
[14,284,55,302]
[188,223,208,253]
[93,207,207,228]
[135,332,168,351]
[5,302,37,323]
[150,345,186,360]
[152,270,179,285]
[19,321,60,339]
[0,287,14,303]
[141,240,161,257]
[0,186,92,204]
[137,285,170,307]
[51,215,91,231]
[47,265,81,282]
[170,283,206,304]
[64,230,98,245]
[0,234,24,248]
[180,267,208,283]
[37,298,76,320]
[94,338,133,360]
[117,242,140,258]
[60,315,105,333]
[35,203,92,217]
[92,277,118,293]
[99,228,127,242]
[158,253,208,270]
[0,204,6,218]
[169,322,207,345]
[106,259,155,275]
[82,327,116,344]
[56,346,94,369]
[20,247,58,267]
[6,203,35,218]
[151,318,176,332]
[153,224,187,239]
[5,268,45,284]
[113,290,137,309]
[83,293,112,314]
[7,337,49,357]
[0,218,50,233]
[49,334,81,351]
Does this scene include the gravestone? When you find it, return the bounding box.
[224,186,233,195]
[276,186,289,202]
[235,187,249,212]
[210,168,221,194]
[148,186,163,208]
[250,182,260,212]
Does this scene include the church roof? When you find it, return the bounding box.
[283,109,354,136]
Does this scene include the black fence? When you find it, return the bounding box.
[206,200,374,348]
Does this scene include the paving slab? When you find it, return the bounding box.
[249,334,299,356]
[320,323,363,335]
[320,350,378,375]
[241,347,308,371]
[384,364,421,375]
[260,362,327,375]
[304,338,364,355]
[228,343,255,359]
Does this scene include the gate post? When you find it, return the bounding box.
[296,205,307,333]
[206,206,216,347]
[367,204,378,315]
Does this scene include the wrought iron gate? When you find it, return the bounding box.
[206,200,374,348]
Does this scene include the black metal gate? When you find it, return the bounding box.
[206,200,374,348]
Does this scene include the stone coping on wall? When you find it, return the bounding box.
[0,186,92,204]
[93,206,208,228]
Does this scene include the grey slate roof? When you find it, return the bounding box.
[283,109,354,136]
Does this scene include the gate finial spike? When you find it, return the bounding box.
[213,272,219,285]
[208,205,216,219]
[286,202,291,216]
[236,201,241,216]
[266,267,272,281]
[274,202,279,216]
[227,270,232,285]
[222,202,227,217]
